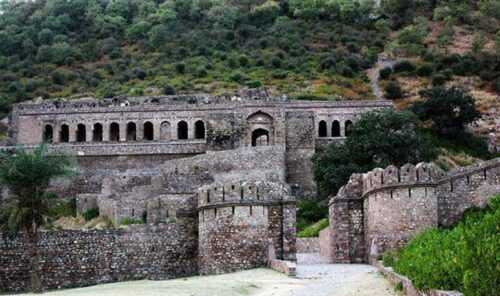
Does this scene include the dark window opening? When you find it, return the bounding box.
[76,124,86,142]
[318,120,327,137]
[177,121,188,140]
[194,120,205,139]
[93,123,103,142]
[251,128,269,146]
[345,120,353,137]
[110,122,120,142]
[60,124,69,142]
[332,120,340,137]
[144,121,154,141]
[127,122,137,141]
[43,125,53,143]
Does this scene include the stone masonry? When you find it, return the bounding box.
[325,158,500,263]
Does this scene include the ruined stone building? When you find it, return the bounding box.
[1,92,391,291]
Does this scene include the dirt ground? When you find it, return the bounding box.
[17,263,399,296]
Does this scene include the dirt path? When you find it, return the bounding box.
[367,55,397,100]
[18,257,398,296]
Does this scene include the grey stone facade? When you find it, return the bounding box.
[325,158,500,263]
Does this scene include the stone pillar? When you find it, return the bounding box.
[153,121,161,141]
[53,124,60,143]
[340,121,345,137]
[137,121,144,141]
[327,120,332,138]
[187,120,194,139]
[282,203,296,261]
[68,124,76,142]
[86,123,93,143]
[103,122,110,142]
[119,122,126,142]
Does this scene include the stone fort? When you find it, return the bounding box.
[1,90,499,292]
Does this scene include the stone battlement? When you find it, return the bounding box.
[197,181,292,210]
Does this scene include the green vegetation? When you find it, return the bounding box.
[313,109,437,199]
[383,196,500,296]
[296,199,329,232]
[83,207,100,221]
[120,217,145,225]
[297,218,328,238]
[0,0,390,110]
[0,145,75,292]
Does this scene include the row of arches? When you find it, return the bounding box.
[43,120,206,143]
[318,120,353,138]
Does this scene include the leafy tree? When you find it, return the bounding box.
[412,86,481,138]
[384,80,403,100]
[0,145,75,292]
[313,109,437,199]
[126,21,152,41]
[148,24,169,49]
[37,28,54,45]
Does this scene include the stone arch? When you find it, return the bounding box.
[251,128,269,146]
[144,121,154,141]
[93,123,103,142]
[195,120,205,139]
[43,124,53,143]
[332,120,340,137]
[126,122,137,141]
[318,120,327,137]
[59,124,69,142]
[247,111,274,146]
[345,120,353,137]
[110,122,120,142]
[177,121,188,140]
[76,124,86,142]
[160,121,171,140]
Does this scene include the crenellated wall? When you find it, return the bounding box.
[197,181,295,275]
[326,158,500,263]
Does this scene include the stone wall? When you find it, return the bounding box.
[0,223,197,293]
[296,238,319,253]
[197,181,295,275]
[327,158,500,263]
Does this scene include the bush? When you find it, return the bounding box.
[387,196,500,295]
[432,73,447,86]
[416,64,434,77]
[175,63,186,74]
[492,77,500,93]
[296,199,328,231]
[83,208,99,221]
[297,218,329,237]
[379,67,392,79]
[120,217,144,225]
[246,80,262,88]
[384,80,403,100]
[229,71,246,83]
[393,60,416,73]
[162,84,176,95]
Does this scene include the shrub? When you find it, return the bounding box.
[393,60,416,73]
[492,77,500,93]
[271,70,288,79]
[432,73,447,86]
[120,217,144,225]
[175,63,186,74]
[384,80,403,100]
[83,208,99,221]
[387,196,500,295]
[196,66,208,78]
[246,80,262,88]
[162,84,176,95]
[416,64,434,77]
[229,71,246,83]
[297,218,329,237]
[379,67,392,79]
[238,55,250,67]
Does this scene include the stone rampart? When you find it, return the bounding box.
[328,158,500,263]
[0,223,197,293]
[197,181,295,275]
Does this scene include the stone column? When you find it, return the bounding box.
[340,121,345,137]
[103,122,110,142]
[153,121,161,141]
[119,122,126,142]
[68,124,76,142]
[86,123,93,143]
[187,120,194,139]
[53,124,60,144]
[137,121,144,141]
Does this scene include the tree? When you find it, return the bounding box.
[148,24,169,49]
[313,109,437,199]
[412,86,481,138]
[0,145,75,292]
[384,80,403,100]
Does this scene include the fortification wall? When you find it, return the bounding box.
[0,223,197,293]
[328,158,500,263]
[197,181,295,275]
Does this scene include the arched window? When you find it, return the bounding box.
[144,121,154,141]
[76,124,86,142]
[43,125,53,143]
[126,122,136,141]
[252,128,269,146]
[93,123,103,142]
[59,124,69,142]
[177,121,188,140]
[345,120,353,137]
[194,120,205,139]
[318,120,327,138]
[332,120,341,137]
[160,121,171,140]
[110,122,120,142]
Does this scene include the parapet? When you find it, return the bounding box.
[197,181,293,209]
[362,162,445,195]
